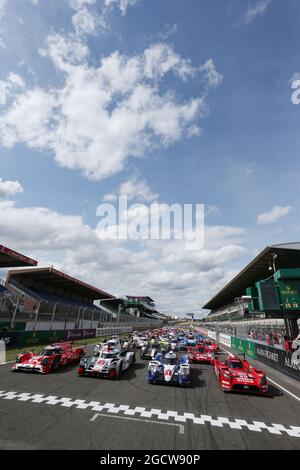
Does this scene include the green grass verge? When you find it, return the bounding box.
[4,332,131,363]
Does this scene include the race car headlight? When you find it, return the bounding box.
[149,364,157,374]
[223,372,231,379]
[41,358,49,365]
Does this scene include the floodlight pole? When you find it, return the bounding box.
[272,253,278,274]
[50,303,58,330]
[33,302,41,331]
[10,297,20,329]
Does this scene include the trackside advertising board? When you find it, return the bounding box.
[219,333,231,348]
[0,330,64,348]
[64,329,96,341]
[207,330,217,340]
[255,344,300,381]
[231,336,256,359]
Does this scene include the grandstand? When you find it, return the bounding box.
[123,296,163,319]
[3,267,115,331]
[0,243,39,328]
[202,243,300,340]
[0,243,166,336]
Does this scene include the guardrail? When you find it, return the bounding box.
[96,326,133,336]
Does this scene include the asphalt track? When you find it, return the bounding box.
[0,346,300,450]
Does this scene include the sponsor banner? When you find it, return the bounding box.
[243,340,256,360]
[231,336,244,354]
[255,343,300,381]
[64,329,96,341]
[219,333,231,348]
[231,336,256,359]
[207,330,217,340]
[0,329,96,349]
[0,331,20,348]
[22,330,65,346]
[0,330,65,349]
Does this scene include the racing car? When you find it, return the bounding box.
[78,345,135,379]
[177,336,188,351]
[214,353,268,394]
[140,342,160,360]
[147,351,190,386]
[186,334,197,347]
[135,336,148,349]
[12,342,85,374]
[93,336,124,355]
[205,339,220,353]
[188,344,214,364]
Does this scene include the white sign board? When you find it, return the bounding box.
[219,333,231,348]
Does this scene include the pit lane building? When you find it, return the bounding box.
[202,243,300,339]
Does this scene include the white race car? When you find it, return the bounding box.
[93,337,123,355]
[78,345,135,379]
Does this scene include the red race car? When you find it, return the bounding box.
[205,339,220,354]
[214,353,268,394]
[188,344,215,364]
[12,342,86,374]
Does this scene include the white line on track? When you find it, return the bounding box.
[219,346,300,403]
[0,390,299,437]
[90,413,185,434]
[267,378,300,403]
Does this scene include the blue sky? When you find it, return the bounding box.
[0,0,299,315]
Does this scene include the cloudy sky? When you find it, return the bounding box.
[0,0,299,316]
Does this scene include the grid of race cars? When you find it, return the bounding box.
[11,327,269,395]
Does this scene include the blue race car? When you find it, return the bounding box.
[186,334,197,347]
[147,351,190,386]
[178,336,188,351]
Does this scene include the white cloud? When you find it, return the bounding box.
[144,43,196,81]
[38,33,89,70]
[257,206,291,225]
[0,89,56,148]
[0,178,23,197]
[0,199,247,314]
[72,7,101,36]
[200,59,223,89]
[69,0,97,10]
[0,72,26,105]
[0,0,6,18]
[104,0,139,15]
[0,36,221,181]
[104,176,158,203]
[236,0,272,26]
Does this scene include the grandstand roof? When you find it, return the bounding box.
[6,267,114,301]
[203,243,300,311]
[0,243,37,268]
